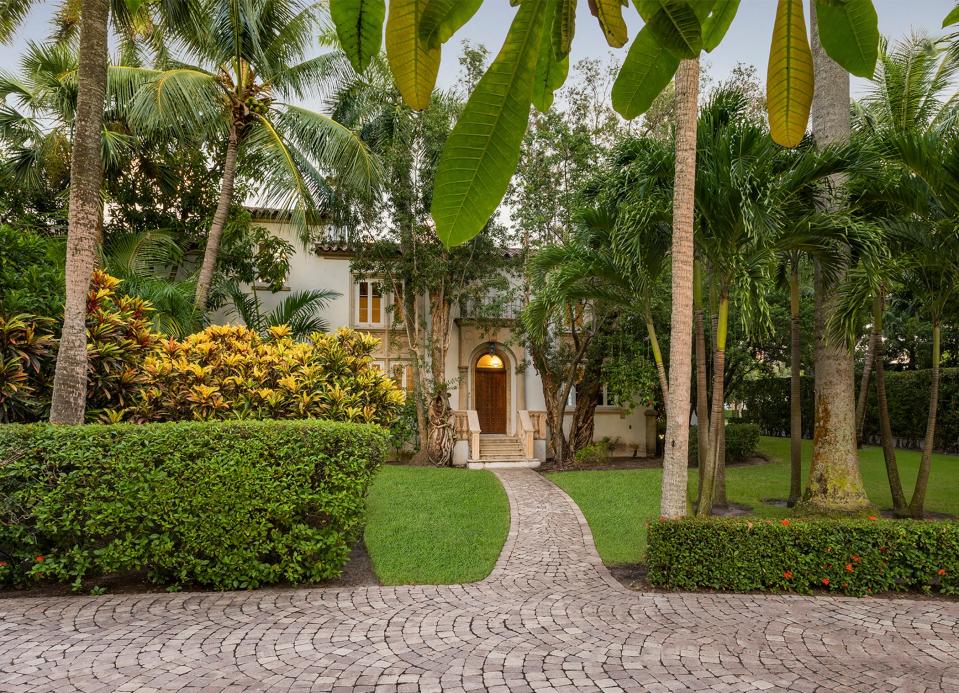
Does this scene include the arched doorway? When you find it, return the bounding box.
[474,349,507,434]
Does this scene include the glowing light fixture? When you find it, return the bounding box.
[477,348,504,369]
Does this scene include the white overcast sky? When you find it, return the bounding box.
[0,1,952,97]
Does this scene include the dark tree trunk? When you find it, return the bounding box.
[788,259,803,506]
[874,312,907,513]
[907,321,940,518]
[50,0,111,425]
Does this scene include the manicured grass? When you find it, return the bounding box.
[548,437,959,566]
[364,465,509,585]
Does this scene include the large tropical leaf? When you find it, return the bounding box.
[815,0,879,78]
[533,0,569,112]
[635,0,705,59]
[431,0,549,247]
[553,0,576,59]
[766,0,813,148]
[386,0,440,110]
[419,0,483,47]
[330,0,386,74]
[943,3,959,27]
[702,0,739,52]
[589,0,628,48]
[611,24,679,119]
[128,67,226,138]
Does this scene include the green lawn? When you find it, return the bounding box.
[364,465,509,585]
[548,436,959,566]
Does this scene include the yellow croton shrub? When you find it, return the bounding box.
[115,325,404,426]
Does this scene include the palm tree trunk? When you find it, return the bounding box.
[804,2,869,512]
[698,293,727,516]
[855,322,879,446]
[873,299,906,513]
[788,258,803,506]
[907,319,940,518]
[645,312,668,408]
[694,262,709,501]
[194,125,240,309]
[660,56,699,518]
[49,0,111,425]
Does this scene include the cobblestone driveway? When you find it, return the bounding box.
[1,469,957,692]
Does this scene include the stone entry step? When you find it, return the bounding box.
[468,434,540,469]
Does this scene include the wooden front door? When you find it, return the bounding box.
[475,368,507,433]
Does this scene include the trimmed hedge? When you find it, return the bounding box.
[738,368,959,452]
[647,517,959,597]
[687,423,760,466]
[0,419,388,591]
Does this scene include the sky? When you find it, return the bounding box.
[0,1,953,97]
[434,0,955,95]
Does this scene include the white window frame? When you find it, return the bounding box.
[354,278,385,328]
[390,361,415,393]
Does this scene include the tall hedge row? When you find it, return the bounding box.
[0,419,388,591]
[738,368,959,453]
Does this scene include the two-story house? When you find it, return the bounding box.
[222,208,658,467]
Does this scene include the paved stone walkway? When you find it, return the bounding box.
[1,469,957,692]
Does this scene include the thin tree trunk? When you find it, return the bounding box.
[855,322,879,446]
[698,294,727,516]
[804,2,870,512]
[645,312,668,408]
[907,320,940,518]
[194,125,240,309]
[660,57,699,518]
[873,299,906,513]
[573,345,604,453]
[788,258,803,506]
[694,262,709,500]
[426,290,453,466]
[49,0,111,425]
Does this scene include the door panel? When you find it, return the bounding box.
[475,369,507,433]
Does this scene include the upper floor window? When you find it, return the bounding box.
[355,279,383,327]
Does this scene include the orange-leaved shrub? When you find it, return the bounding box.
[117,324,404,426]
[1,270,159,422]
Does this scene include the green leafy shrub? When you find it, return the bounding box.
[688,423,760,466]
[0,419,387,590]
[739,370,959,452]
[647,517,959,597]
[0,226,64,317]
[123,324,404,426]
[575,438,616,465]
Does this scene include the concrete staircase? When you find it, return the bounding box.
[467,434,540,470]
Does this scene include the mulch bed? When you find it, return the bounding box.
[0,540,379,600]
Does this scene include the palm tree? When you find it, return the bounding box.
[128,0,380,309]
[225,283,339,339]
[803,2,870,512]
[839,34,959,515]
[0,0,201,424]
[659,57,700,518]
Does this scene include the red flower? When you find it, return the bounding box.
[821,578,830,586]
[783,571,793,579]
[0,561,7,568]
[938,569,947,576]
[34,555,44,563]
[845,564,854,573]
[780,519,790,526]
[868,515,877,521]
[852,555,861,563]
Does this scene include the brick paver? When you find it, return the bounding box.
[1,469,957,692]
